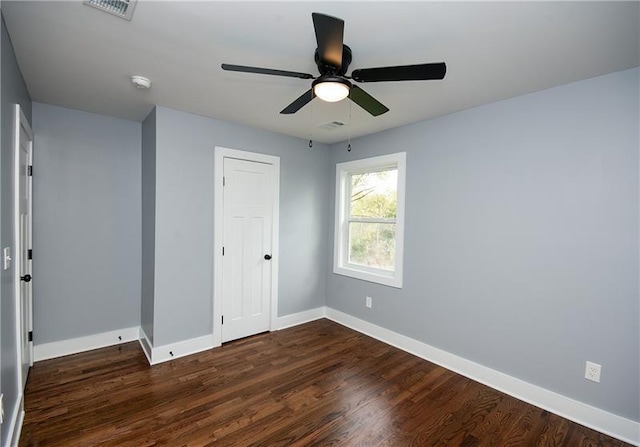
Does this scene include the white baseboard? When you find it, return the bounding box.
[33,306,327,365]
[141,307,327,366]
[325,307,639,446]
[8,393,24,447]
[147,334,214,365]
[29,309,635,443]
[138,327,153,364]
[275,306,326,330]
[34,327,139,362]
[11,410,24,447]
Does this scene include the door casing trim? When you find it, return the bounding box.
[212,146,280,347]
[13,103,34,394]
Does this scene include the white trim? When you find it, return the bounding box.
[13,104,34,394]
[213,146,280,347]
[325,307,639,446]
[333,152,406,288]
[6,393,24,447]
[33,327,139,362]
[147,334,213,365]
[138,327,153,364]
[275,307,327,330]
[23,309,639,444]
[33,306,325,367]
[10,409,24,447]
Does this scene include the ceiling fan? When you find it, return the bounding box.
[221,12,446,117]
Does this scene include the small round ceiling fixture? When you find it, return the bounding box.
[131,75,151,89]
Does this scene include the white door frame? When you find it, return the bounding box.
[213,146,280,347]
[13,103,34,391]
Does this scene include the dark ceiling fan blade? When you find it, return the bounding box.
[350,85,389,116]
[351,62,446,83]
[280,89,314,114]
[222,64,314,80]
[312,12,344,69]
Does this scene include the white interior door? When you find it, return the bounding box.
[221,157,274,343]
[15,104,34,390]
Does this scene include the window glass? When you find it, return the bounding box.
[350,169,397,218]
[348,222,396,270]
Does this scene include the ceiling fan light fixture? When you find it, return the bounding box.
[313,77,351,102]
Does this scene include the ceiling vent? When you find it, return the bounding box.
[317,121,346,130]
[83,0,137,20]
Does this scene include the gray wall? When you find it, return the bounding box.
[3,19,634,435]
[152,106,329,346]
[0,12,32,445]
[31,102,141,343]
[327,68,639,421]
[141,107,156,343]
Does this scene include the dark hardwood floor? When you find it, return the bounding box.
[20,319,630,446]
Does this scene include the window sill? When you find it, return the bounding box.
[333,265,403,288]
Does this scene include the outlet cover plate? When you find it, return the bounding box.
[365,296,372,308]
[585,361,601,383]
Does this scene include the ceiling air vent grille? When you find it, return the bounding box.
[317,121,346,130]
[83,0,137,21]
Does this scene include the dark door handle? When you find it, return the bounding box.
[21,274,32,283]
[264,254,272,260]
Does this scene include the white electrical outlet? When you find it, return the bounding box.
[365,296,372,308]
[0,393,4,424]
[585,361,601,383]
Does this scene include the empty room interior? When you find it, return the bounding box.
[0,1,638,446]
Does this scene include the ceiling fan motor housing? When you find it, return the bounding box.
[315,44,352,76]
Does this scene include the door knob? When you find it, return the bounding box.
[264,254,272,260]
[20,274,31,282]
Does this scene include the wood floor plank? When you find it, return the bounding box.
[19,319,632,447]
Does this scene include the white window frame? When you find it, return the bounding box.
[333,152,406,288]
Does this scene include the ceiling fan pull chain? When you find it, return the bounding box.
[308,94,315,149]
[347,90,352,152]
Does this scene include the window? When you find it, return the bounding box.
[334,152,406,288]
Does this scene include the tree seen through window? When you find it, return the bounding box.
[348,169,397,270]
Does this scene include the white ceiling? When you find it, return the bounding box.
[2,1,639,144]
